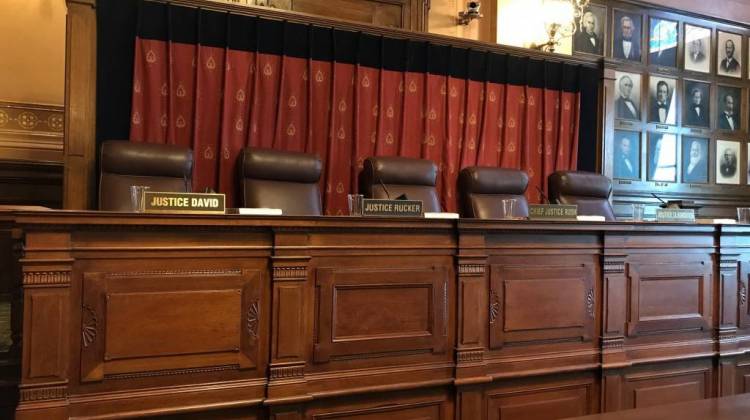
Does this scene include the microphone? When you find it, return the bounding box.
[183,172,190,193]
[536,186,550,204]
[651,192,667,205]
[378,177,392,200]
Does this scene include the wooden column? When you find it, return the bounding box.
[63,0,97,210]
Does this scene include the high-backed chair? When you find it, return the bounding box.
[99,140,193,211]
[359,156,441,212]
[548,171,616,221]
[458,167,529,219]
[239,148,322,216]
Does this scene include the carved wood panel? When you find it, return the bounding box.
[626,261,712,336]
[619,362,713,409]
[80,268,263,383]
[305,388,449,419]
[314,266,448,363]
[489,260,596,350]
[485,373,598,420]
[738,261,750,329]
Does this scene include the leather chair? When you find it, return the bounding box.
[99,140,193,211]
[359,156,441,212]
[458,167,529,218]
[239,148,322,216]
[548,171,616,221]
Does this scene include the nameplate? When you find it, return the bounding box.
[528,204,578,221]
[362,199,423,217]
[143,192,226,214]
[655,208,695,223]
[655,124,669,130]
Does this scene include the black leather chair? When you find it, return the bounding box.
[239,148,322,216]
[458,167,529,218]
[99,140,193,211]
[548,171,616,221]
[359,156,441,212]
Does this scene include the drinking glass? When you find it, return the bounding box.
[499,199,517,219]
[632,204,645,222]
[738,207,750,224]
[348,194,364,216]
[130,185,151,212]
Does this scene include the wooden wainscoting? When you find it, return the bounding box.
[0,101,63,208]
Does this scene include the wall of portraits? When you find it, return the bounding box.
[598,0,750,217]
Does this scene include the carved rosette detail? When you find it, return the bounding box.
[585,288,595,319]
[270,365,305,380]
[20,385,67,402]
[82,305,98,348]
[740,281,747,306]
[489,290,501,324]
[458,264,485,276]
[23,271,71,286]
[246,300,260,340]
[273,266,307,280]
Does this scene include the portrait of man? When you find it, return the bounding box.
[615,72,641,120]
[684,24,711,73]
[717,85,742,131]
[613,130,640,179]
[684,81,710,128]
[718,31,742,78]
[613,11,642,61]
[682,137,708,183]
[649,18,677,67]
[716,140,740,184]
[573,5,606,55]
[648,76,676,124]
[648,133,676,182]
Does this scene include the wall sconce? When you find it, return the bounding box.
[458,1,483,25]
[531,0,589,53]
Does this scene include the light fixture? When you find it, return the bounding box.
[458,1,483,25]
[531,0,590,53]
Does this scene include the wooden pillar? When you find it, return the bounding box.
[63,0,97,210]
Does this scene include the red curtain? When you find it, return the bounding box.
[129,2,587,214]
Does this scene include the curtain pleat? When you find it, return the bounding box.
[130,1,591,213]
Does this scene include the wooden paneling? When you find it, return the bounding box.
[6,214,750,418]
[253,0,427,31]
[485,373,598,420]
[314,266,448,362]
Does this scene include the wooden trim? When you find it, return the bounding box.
[63,0,97,209]
[0,102,64,164]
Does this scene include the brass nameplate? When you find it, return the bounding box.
[656,208,695,223]
[655,124,669,130]
[143,192,226,214]
[528,204,578,221]
[362,199,423,217]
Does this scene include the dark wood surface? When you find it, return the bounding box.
[566,392,750,419]
[3,210,750,419]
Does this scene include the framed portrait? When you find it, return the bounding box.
[683,80,710,128]
[612,10,642,62]
[614,71,641,120]
[716,140,741,184]
[649,17,678,68]
[717,31,742,78]
[613,130,640,180]
[717,85,742,132]
[573,4,606,56]
[648,76,677,124]
[648,132,677,182]
[684,24,711,74]
[682,137,709,183]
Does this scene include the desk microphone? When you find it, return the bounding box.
[651,192,667,205]
[183,172,190,193]
[378,177,392,199]
[536,186,550,204]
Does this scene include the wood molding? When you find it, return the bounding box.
[63,0,97,210]
[0,102,64,164]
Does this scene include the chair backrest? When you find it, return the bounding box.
[239,148,322,216]
[359,156,441,212]
[548,171,616,221]
[99,140,193,211]
[458,167,529,218]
